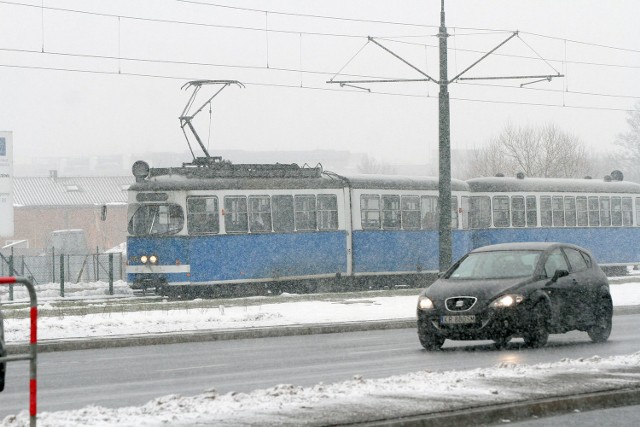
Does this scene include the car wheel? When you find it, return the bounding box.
[493,336,512,349]
[523,303,549,348]
[417,320,445,351]
[587,295,613,343]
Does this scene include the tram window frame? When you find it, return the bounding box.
[611,196,622,226]
[421,195,438,230]
[540,196,552,227]
[361,194,381,230]
[401,195,421,230]
[295,195,317,231]
[451,197,459,229]
[187,196,219,235]
[272,195,294,233]
[317,194,338,231]
[224,196,249,233]
[128,203,184,236]
[469,196,491,229]
[576,196,588,226]
[511,196,525,228]
[600,196,611,227]
[382,195,401,229]
[492,196,510,228]
[248,196,273,233]
[526,196,537,227]
[588,196,600,226]
[622,197,632,226]
[461,196,470,230]
[564,196,577,227]
[552,196,565,227]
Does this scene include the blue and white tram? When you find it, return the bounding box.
[126,161,472,296]
[467,175,640,271]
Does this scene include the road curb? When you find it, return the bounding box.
[355,386,640,426]
[7,318,417,353]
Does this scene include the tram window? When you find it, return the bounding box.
[128,203,184,236]
[421,196,438,229]
[552,196,565,227]
[187,197,219,234]
[272,195,294,232]
[511,196,525,227]
[564,197,576,227]
[401,196,421,230]
[359,194,380,229]
[540,196,552,227]
[224,196,248,233]
[564,248,588,272]
[451,198,459,229]
[526,196,537,227]
[295,195,317,231]
[317,194,338,230]
[461,196,470,230]
[611,197,622,226]
[588,196,600,226]
[382,195,401,229]
[249,196,272,233]
[600,196,611,227]
[576,196,588,226]
[622,197,632,226]
[492,196,510,227]
[469,196,490,229]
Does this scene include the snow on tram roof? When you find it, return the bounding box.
[467,176,640,194]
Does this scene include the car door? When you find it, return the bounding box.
[542,248,582,329]
[563,247,600,325]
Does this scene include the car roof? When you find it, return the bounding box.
[470,242,588,253]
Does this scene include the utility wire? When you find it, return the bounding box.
[0,61,635,112]
[2,1,639,54]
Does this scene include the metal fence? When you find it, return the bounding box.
[0,250,125,286]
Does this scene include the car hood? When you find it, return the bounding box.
[425,276,532,302]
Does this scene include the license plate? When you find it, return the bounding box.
[441,315,476,325]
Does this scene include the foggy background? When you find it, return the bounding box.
[1,0,638,178]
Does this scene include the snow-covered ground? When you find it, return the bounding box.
[2,280,640,343]
[1,280,640,426]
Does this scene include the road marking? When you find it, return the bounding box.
[161,364,228,372]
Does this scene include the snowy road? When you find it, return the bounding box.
[2,312,640,420]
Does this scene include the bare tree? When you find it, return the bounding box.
[614,101,640,182]
[357,154,397,174]
[468,123,592,178]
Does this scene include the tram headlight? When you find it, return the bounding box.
[140,255,148,264]
[149,255,158,264]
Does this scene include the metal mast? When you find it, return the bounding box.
[437,0,452,271]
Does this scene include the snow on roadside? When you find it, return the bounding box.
[2,352,640,426]
[2,281,640,343]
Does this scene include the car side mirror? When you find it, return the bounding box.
[551,269,569,282]
[437,271,446,279]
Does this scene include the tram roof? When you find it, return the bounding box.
[129,171,470,192]
[466,176,640,194]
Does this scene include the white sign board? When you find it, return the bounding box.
[0,131,14,237]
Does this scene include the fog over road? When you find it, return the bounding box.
[2,313,640,419]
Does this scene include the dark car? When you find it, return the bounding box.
[1,308,5,392]
[417,242,613,350]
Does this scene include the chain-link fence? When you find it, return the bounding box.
[0,250,124,286]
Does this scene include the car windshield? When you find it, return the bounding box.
[448,250,542,280]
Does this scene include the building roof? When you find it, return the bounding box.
[13,176,134,207]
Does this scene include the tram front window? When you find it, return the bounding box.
[128,203,184,235]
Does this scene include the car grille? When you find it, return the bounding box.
[445,296,477,312]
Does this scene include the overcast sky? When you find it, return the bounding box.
[1,0,639,168]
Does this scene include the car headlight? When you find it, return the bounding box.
[490,294,524,308]
[149,255,158,264]
[418,296,434,310]
[140,255,148,264]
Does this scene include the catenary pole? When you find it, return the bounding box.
[438,0,452,271]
